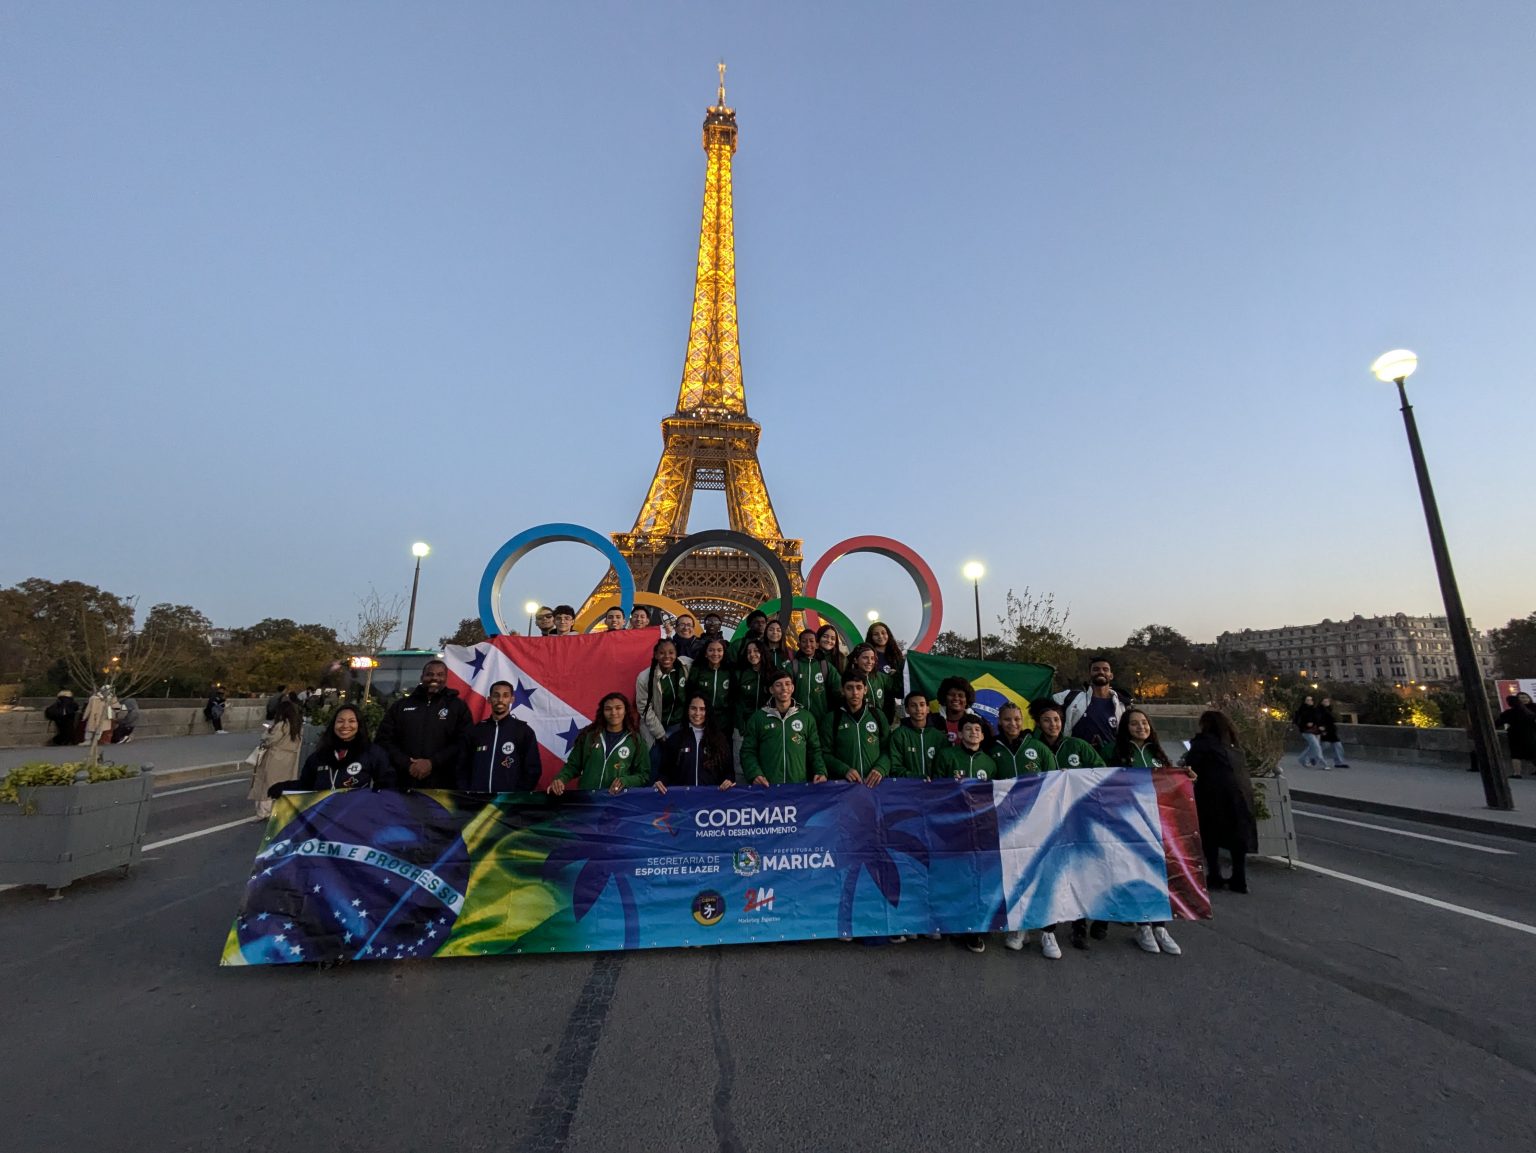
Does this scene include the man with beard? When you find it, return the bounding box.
[1053,655,1129,757]
[376,658,473,789]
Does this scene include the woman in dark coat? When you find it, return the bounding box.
[654,693,736,792]
[1184,710,1257,893]
[1497,694,1536,779]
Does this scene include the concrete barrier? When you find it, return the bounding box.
[0,702,269,749]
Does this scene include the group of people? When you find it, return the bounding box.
[1290,694,1349,769]
[255,620,1259,963]
[43,687,141,748]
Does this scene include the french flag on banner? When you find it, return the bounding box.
[442,631,658,788]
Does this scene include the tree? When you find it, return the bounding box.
[0,579,135,692]
[928,630,1006,660]
[224,620,345,694]
[346,588,405,701]
[440,616,487,648]
[137,603,217,697]
[1490,614,1536,678]
[992,588,1080,687]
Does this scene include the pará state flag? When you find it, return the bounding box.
[905,650,1055,730]
[442,632,656,788]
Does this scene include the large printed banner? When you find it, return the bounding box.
[221,769,1210,966]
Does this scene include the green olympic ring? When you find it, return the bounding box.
[729,596,865,651]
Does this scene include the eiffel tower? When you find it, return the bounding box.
[581,67,802,624]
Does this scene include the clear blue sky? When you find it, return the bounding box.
[4,2,1534,651]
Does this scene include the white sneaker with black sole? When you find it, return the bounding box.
[1039,931,1061,960]
[1152,926,1182,956]
[1135,924,1160,953]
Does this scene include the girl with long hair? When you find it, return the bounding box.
[864,619,904,683]
[655,693,736,791]
[686,637,732,713]
[1108,707,1185,957]
[550,693,646,795]
[1185,709,1257,893]
[815,623,846,675]
[635,637,691,777]
[248,699,304,818]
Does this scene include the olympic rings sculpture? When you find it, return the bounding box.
[478,523,635,637]
[646,530,796,634]
[479,526,941,651]
[803,535,943,653]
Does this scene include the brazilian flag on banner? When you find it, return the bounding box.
[905,651,1056,730]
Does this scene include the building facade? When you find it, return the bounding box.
[1217,613,1496,685]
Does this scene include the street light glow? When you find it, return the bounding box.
[866,610,880,622]
[412,541,432,558]
[523,600,540,615]
[1371,349,1418,383]
[962,561,985,582]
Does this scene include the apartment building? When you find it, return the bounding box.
[1216,613,1496,685]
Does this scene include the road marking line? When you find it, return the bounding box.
[1292,808,1517,855]
[155,776,248,797]
[1272,857,1536,937]
[143,816,262,851]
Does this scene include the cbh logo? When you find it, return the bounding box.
[744,887,775,913]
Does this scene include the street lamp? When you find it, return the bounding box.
[1371,349,1511,809]
[866,610,880,623]
[403,541,431,650]
[962,562,985,661]
[524,600,540,637]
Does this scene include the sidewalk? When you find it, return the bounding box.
[1284,755,1536,840]
[0,731,260,778]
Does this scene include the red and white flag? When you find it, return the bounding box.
[442,631,657,788]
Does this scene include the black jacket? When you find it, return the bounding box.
[375,686,473,789]
[657,724,735,788]
[1317,706,1340,743]
[1291,704,1323,733]
[461,714,542,794]
[296,743,391,791]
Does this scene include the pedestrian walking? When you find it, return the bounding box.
[1184,710,1257,894]
[1319,697,1349,767]
[1291,694,1330,769]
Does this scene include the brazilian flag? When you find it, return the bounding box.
[905,651,1055,730]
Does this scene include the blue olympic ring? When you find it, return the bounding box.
[477,523,634,636]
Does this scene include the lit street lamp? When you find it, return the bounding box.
[403,541,431,650]
[524,600,540,637]
[1370,349,1511,809]
[962,561,985,661]
[866,610,880,623]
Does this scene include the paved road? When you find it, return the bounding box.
[2,782,1534,1152]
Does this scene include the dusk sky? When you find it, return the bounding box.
[4,3,1534,652]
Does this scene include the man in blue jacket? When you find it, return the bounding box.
[460,680,542,794]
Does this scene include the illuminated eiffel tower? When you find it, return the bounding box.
[582,66,802,623]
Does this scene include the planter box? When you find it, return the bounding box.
[0,769,155,891]
[1251,770,1297,864]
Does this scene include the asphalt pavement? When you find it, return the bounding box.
[0,731,260,774]
[2,778,1534,1152]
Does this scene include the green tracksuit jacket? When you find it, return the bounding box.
[731,666,768,734]
[686,665,733,716]
[1042,735,1105,770]
[557,730,649,790]
[739,705,827,785]
[888,720,948,778]
[819,705,890,780]
[788,656,841,718]
[1113,743,1167,769]
[934,744,997,780]
[988,733,1058,776]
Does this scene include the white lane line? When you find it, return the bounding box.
[142,816,263,851]
[1273,857,1536,938]
[154,776,248,797]
[1292,808,1517,856]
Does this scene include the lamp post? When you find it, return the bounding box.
[1370,349,1511,810]
[524,600,540,637]
[962,561,985,660]
[403,541,431,650]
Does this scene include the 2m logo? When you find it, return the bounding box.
[744,887,775,913]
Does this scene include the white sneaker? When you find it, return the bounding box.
[1135,924,1160,953]
[1003,930,1026,952]
[1040,931,1061,960]
[1152,926,1182,956]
